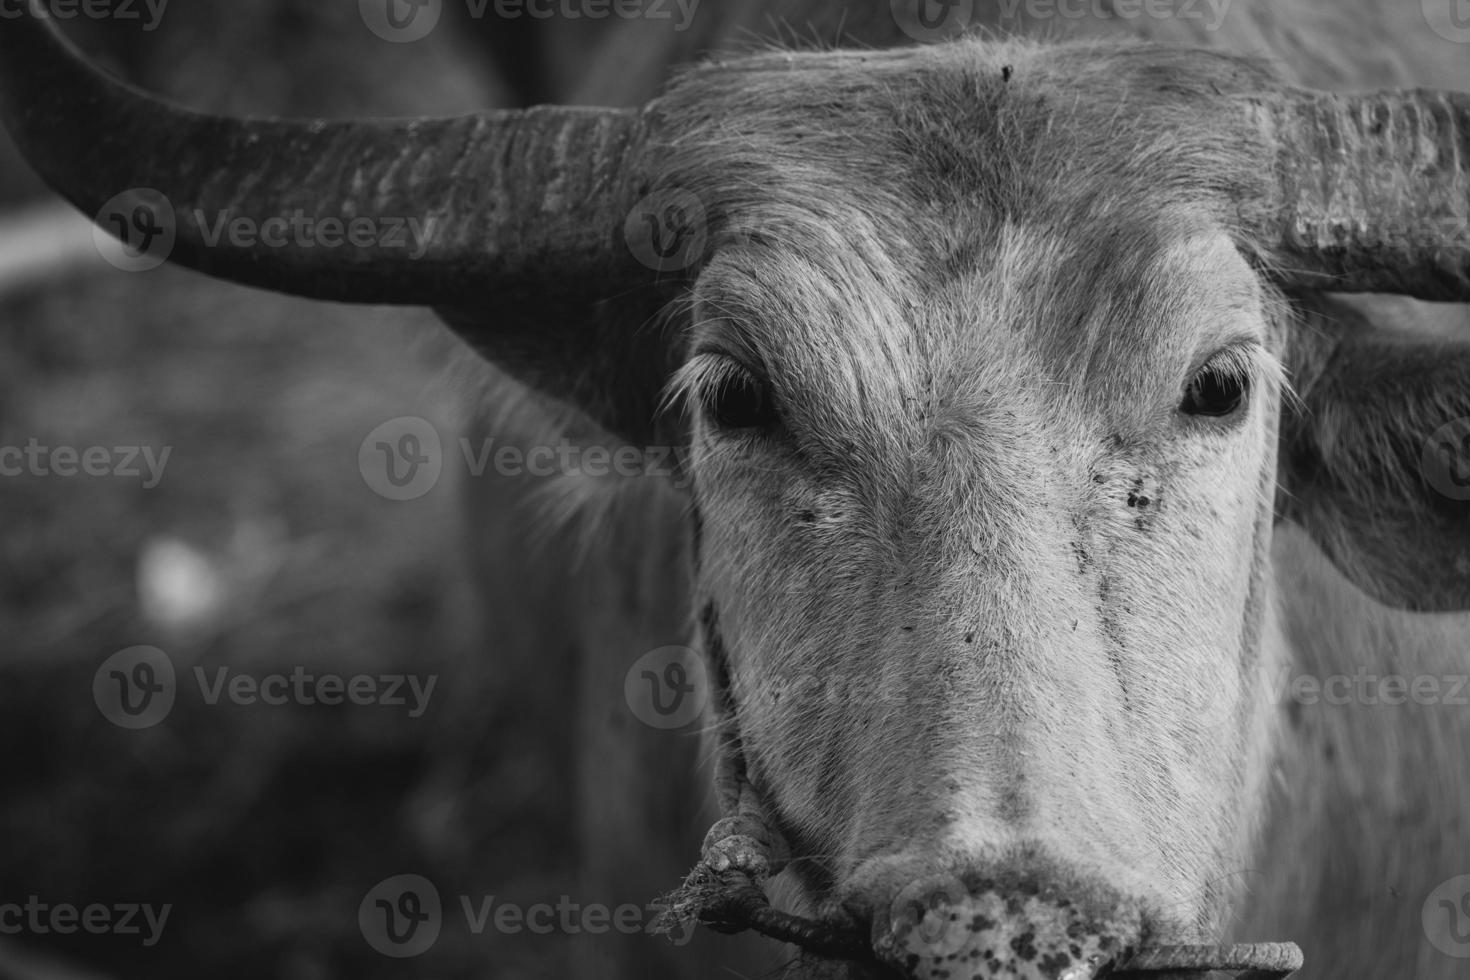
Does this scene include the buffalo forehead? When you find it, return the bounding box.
[671,40,1275,456]
[692,207,1263,468]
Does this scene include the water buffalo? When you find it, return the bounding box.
[2,2,1468,978]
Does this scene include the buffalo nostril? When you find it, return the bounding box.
[870,877,1141,980]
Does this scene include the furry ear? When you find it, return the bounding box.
[435,284,688,449]
[1279,295,1470,611]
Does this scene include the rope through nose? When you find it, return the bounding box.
[652,812,1302,977]
[649,678,1303,978]
[650,748,870,957]
[649,741,1303,978]
[1114,943,1306,977]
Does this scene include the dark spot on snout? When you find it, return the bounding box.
[1040,951,1073,974]
[1002,65,1013,82]
[869,871,1142,980]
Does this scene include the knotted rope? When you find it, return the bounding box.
[651,734,1303,979]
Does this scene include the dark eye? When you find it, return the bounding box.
[704,366,777,430]
[1181,356,1250,418]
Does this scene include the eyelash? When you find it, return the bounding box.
[1181,348,1254,418]
[675,351,778,433]
[702,362,778,431]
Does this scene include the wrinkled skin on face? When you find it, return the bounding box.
[657,41,1296,976]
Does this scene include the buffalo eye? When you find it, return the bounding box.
[1181,353,1250,418]
[704,366,777,431]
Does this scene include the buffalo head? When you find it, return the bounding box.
[5,14,1469,978]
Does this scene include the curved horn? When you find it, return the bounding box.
[0,10,650,306]
[1247,89,1470,301]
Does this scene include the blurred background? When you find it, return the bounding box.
[0,5,715,979]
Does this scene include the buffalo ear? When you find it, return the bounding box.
[1278,295,1470,611]
[435,285,687,448]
